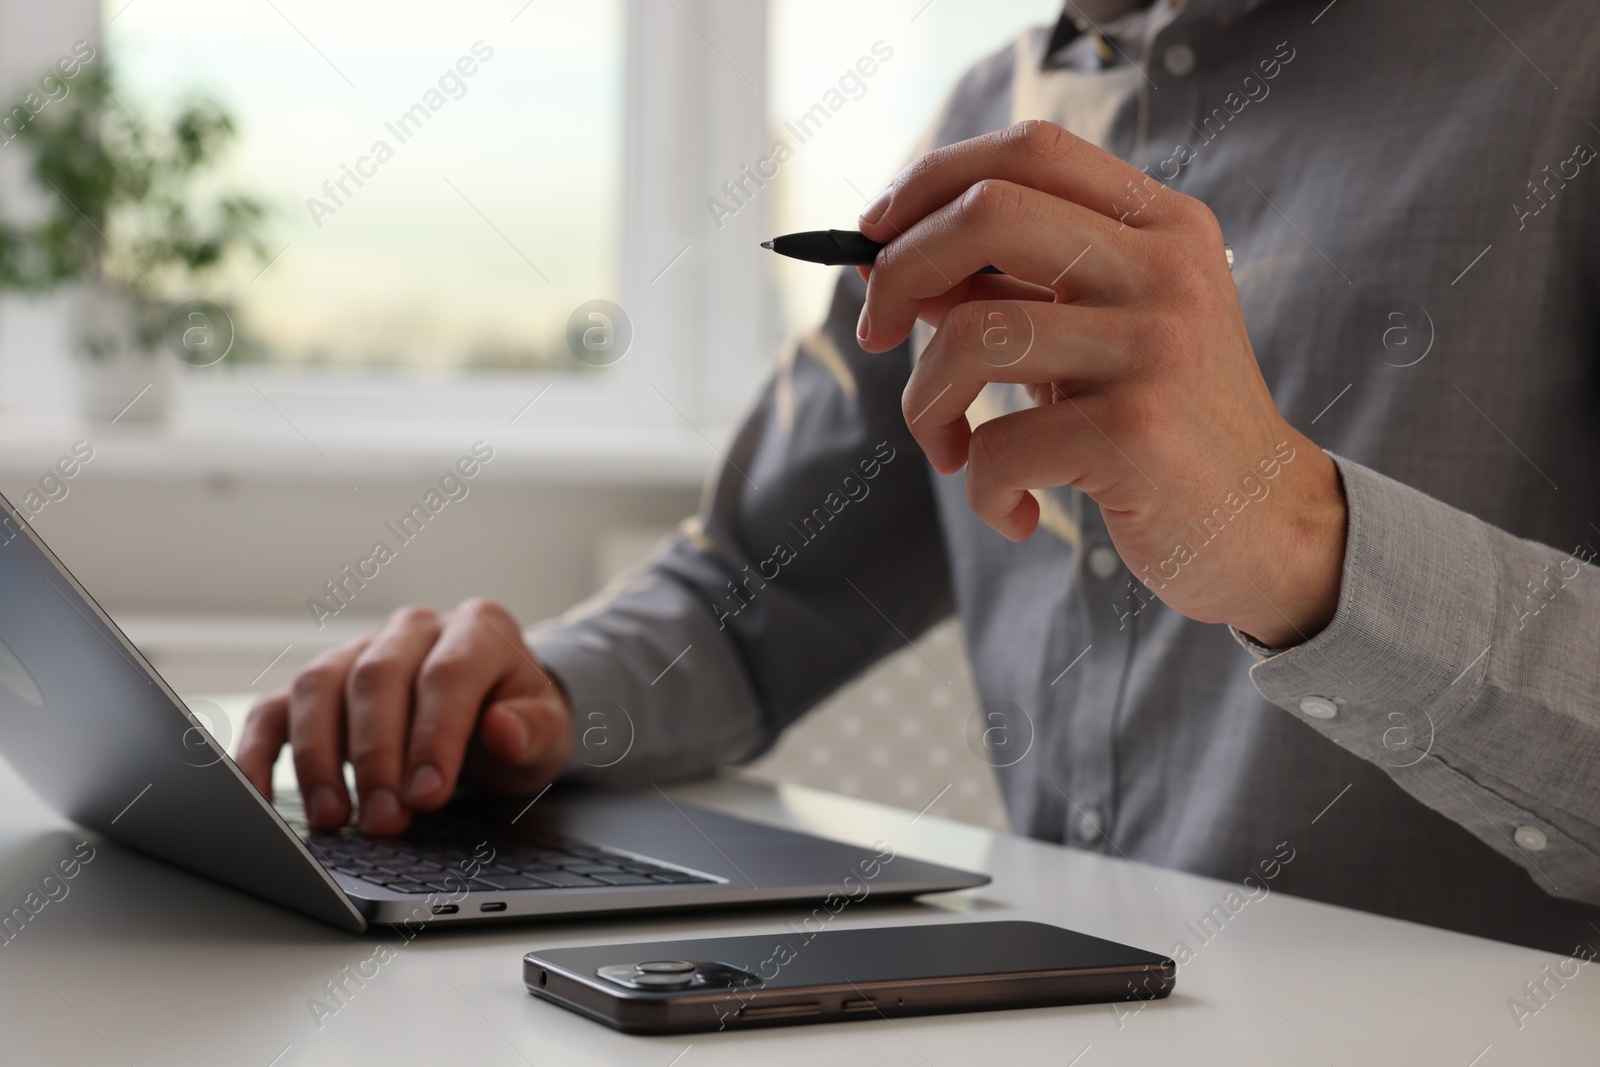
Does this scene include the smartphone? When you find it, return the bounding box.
[523,919,1175,1034]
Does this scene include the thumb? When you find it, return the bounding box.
[471,695,573,796]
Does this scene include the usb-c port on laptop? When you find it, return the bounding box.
[479,901,507,912]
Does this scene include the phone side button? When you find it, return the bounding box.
[841,999,877,1013]
[739,1003,821,1020]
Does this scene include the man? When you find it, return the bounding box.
[240,0,1600,952]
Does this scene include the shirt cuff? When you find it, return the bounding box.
[1229,625,1284,662]
[1240,455,1600,900]
[1242,453,1493,753]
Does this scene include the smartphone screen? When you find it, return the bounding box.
[524,920,1175,1033]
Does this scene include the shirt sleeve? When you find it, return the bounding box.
[526,269,953,786]
[1241,453,1600,905]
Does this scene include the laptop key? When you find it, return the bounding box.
[475,874,553,890]
[419,877,469,892]
[649,871,712,884]
[361,840,408,853]
[380,863,446,876]
[509,851,569,865]
[530,871,604,888]
[589,872,660,886]
[409,846,469,863]
[379,879,428,892]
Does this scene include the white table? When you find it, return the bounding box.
[0,756,1593,1065]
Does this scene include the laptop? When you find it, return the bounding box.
[0,494,988,932]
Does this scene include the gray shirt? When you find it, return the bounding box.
[531,0,1600,953]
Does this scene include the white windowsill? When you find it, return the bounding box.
[0,369,734,488]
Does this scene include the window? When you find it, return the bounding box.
[108,0,625,372]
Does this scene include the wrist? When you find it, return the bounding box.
[1230,444,1348,649]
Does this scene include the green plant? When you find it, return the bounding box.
[0,64,267,341]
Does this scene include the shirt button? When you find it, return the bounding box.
[1514,825,1548,852]
[1162,43,1196,78]
[1299,696,1339,720]
[1076,807,1104,842]
[1086,545,1121,581]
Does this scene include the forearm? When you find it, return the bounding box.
[529,269,953,786]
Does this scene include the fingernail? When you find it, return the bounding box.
[860,187,893,226]
[361,788,401,831]
[503,708,532,761]
[309,784,342,827]
[856,305,871,343]
[406,764,442,805]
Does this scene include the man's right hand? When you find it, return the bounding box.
[236,598,574,835]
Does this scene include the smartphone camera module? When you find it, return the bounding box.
[597,960,760,991]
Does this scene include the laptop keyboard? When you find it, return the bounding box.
[276,798,716,895]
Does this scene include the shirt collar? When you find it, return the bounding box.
[1043,0,1277,69]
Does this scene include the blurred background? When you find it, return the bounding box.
[0,0,1062,830]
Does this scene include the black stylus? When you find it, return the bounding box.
[761,229,1002,273]
[763,230,1236,275]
